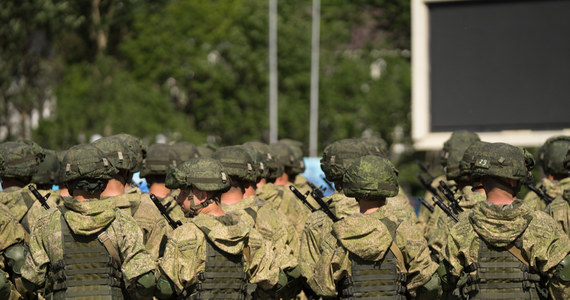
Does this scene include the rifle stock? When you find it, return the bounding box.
[150,193,183,229]
[28,185,51,210]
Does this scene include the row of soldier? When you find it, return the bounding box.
[1,133,570,299]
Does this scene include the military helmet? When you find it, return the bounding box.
[441,131,481,181]
[0,153,5,177]
[270,143,297,169]
[196,144,217,158]
[212,146,257,183]
[31,149,60,185]
[321,139,369,182]
[165,157,231,192]
[91,134,145,173]
[59,144,118,183]
[0,140,45,178]
[538,135,570,176]
[471,142,534,183]
[459,141,489,180]
[278,139,305,174]
[241,144,268,180]
[140,143,180,178]
[343,155,399,199]
[172,141,200,163]
[243,141,282,179]
[357,137,388,157]
[564,147,570,170]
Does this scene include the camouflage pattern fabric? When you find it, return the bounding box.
[104,188,172,259]
[0,184,43,226]
[158,213,280,294]
[417,175,455,234]
[25,188,64,232]
[524,177,570,211]
[545,191,570,237]
[21,197,155,287]
[305,205,438,298]
[158,189,187,226]
[445,199,570,298]
[292,174,319,209]
[256,183,311,235]
[0,203,27,270]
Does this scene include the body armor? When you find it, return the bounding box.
[181,240,247,300]
[46,214,124,299]
[339,248,406,300]
[459,239,543,299]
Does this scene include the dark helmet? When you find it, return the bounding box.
[459,141,489,180]
[441,131,480,181]
[140,143,180,178]
[31,149,60,186]
[165,157,231,192]
[59,144,118,183]
[321,139,369,182]
[0,140,45,178]
[343,155,399,199]
[212,146,257,183]
[471,142,534,183]
[278,139,305,174]
[538,136,570,176]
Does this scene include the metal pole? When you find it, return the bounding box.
[309,0,320,156]
[269,0,278,143]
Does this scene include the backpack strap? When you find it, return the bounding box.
[506,243,529,267]
[97,232,122,269]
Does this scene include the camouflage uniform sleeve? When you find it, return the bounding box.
[255,206,298,273]
[25,197,58,233]
[298,211,331,280]
[245,227,280,290]
[395,220,439,297]
[133,201,172,259]
[306,229,350,297]
[158,223,204,294]
[20,210,57,287]
[110,210,155,282]
[444,217,478,278]
[544,199,570,237]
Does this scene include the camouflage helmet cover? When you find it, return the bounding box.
[31,149,60,185]
[343,155,399,199]
[212,146,257,183]
[278,139,305,174]
[91,134,145,173]
[243,141,282,180]
[538,135,570,175]
[59,144,118,182]
[459,141,489,179]
[0,140,45,178]
[140,143,180,177]
[241,144,268,180]
[357,137,388,157]
[441,131,481,181]
[172,141,200,163]
[564,147,570,170]
[321,139,369,182]
[471,142,534,183]
[165,157,231,192]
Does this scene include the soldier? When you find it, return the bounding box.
[156,157,281,299]
[19,144,156,299]
[278,139,310,194]
[545,148,570,236]
[141,143,186,225]
[306,155,441,299]
[171,141,200,162]
[93,134,171,259]
[0,153,28,300]
[444,142,570,299]
[524,135,570,211]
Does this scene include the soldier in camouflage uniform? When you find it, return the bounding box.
[20,143,156,299]
[544,147,570,236]
[444,142,570,299]
[299,139,418,290]
[307,155,441,299]
[0,140,46,233]
[417,131,480,233]
[142,143,186,226]
[0,153,29,300]
[524,135,570,211]
[423,134,482,258]
[156,157,281,299]
[93,134,171,259]
[278,139,310,195]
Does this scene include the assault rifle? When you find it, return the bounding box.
[307,181,325,199]
[289,185,317,212]
[526,183,555,204]
[29,185,51,210]
[432,195,459,223]
[150,193,183,229]
[438,180,464,214]
[415,197,434,213]
[416,160,436,182]
[416,172,440,200]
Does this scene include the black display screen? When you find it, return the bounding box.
[428,0,570,132]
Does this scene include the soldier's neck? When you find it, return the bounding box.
[274,173,291,186]
[485,187,516,205]
[149,183,170,198]
[221,186,243,205]
[243,183,256,198]
[256,178,267,189]
[101,179,126,197]
[358,198,385,215]
[73,190,102,201]
[1,178,29,189]
[200,202,225,217]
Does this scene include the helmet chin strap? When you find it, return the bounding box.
[185,197,217,218]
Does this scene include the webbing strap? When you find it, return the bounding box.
[389,242,407,273]
[506,244,529,266]
[98,232,122,269]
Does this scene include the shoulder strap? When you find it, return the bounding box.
[389,242,407,273]
[97,232,122,269]
[379,217,407,273]
[506,244,529,267]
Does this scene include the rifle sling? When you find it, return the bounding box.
[97,232,122,269]
[506,244,529,267]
